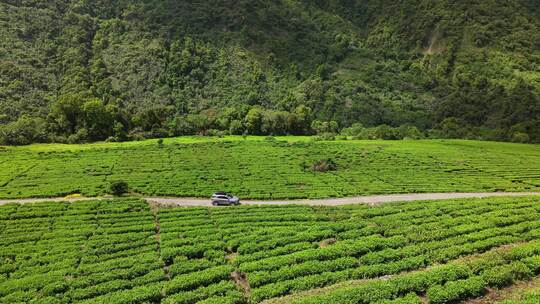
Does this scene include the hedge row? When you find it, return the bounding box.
[291,240,540,304]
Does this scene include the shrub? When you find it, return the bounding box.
[511,132,530,143]
[196,291,244,304]
[78,282,163,304]
[481,262,532,288]
[207,129,226,137]
[317,133,337,141]
[162,281,236,304]
[110,180,129,196]
[523,255,540,274]
[248,257,357,288]
[41,281,69,296]
[69,279,132,300]
[427,276,485,304]
[376,293,423,304]
[340,123,364,136]
[312,158,337,172]
[168,259,216,277]
[163,265,234,295]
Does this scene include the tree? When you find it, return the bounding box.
[399,125,423,139]
[169,115,195,136]
[49,93,86,135]
[229,120,244,135]
[373,125,399,140]
[439,118,468,139]
[185,113,212,134]
[311,120,339,134]
[316,63,331,80]
[328,121,339,133]
[113,121,127,141]
[110,180,129,196]
[311,120,324,134]
[262,110,289,135]
[293,105,312,134]
[0,115,48,145]
[2,1,539,145]
[83,99,113,141]
[245,107,264,135]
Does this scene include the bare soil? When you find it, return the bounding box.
[231,270,251,297]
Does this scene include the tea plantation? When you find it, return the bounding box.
[2,196,540,303]
[0,137,539,199]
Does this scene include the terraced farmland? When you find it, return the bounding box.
[0,199,162,303]
[0,137,539,199]
[2,196,540,303]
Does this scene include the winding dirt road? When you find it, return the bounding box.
[1,192,539,207]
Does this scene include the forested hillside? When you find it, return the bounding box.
[1,0,539,144]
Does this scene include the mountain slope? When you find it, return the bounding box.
[0,0,539,143]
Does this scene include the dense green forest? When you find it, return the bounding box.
[0,0,539,144]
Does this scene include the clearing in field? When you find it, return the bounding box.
[2,196,540,303]
[0,137,539,199]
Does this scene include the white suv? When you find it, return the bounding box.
[211,192,240,206]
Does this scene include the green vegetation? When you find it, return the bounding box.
[2,196,540,303]
[109,180,129,197]
[0,199,163,304]
[1,1,539,144]
[0,137,538,199]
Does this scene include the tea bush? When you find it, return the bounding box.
[2,196,540,303]
[0,138,538,199]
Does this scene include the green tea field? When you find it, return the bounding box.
[0,137,539,199]
[2,196,540,303]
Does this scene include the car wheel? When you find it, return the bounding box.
[212,201,218,206]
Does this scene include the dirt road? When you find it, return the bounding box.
[146,192,540,207]
[1,192,539,207]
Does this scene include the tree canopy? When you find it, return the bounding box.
[0,0,539,144]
